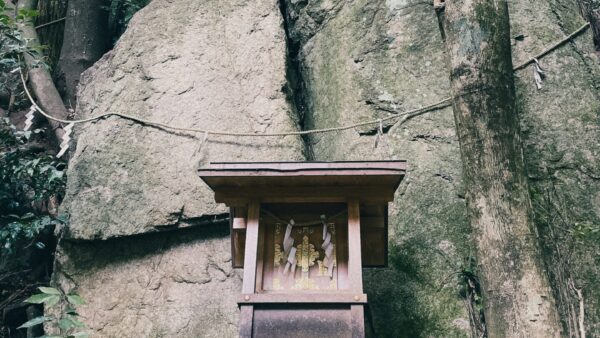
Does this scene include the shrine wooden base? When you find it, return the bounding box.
[239,295,366,338]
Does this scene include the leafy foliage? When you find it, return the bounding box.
[0,1,45,104]
[19,286,88,338]
[1,214,62,254]
[0,5,70,337]
[1,118,66,259]
[0,1,27,100]
[0,123,65,210]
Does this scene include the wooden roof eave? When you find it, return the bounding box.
[197,161,407,205]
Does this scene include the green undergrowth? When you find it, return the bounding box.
[19,286,87,338]
[1,2,68,334]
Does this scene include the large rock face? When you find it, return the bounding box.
[56,0,600,337]
[56,226,241,337]
[57,0,305,336]
[61,0,306,240]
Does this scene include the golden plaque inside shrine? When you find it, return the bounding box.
[198,161,406,338]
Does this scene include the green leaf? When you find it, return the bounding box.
[16,315,52,329]
[45,294,61,307]
[38,286,61,295]
[4,33,20,41]
[48,169,64,182]
[58,317,75,330]
[67,294,86,305]
[68,315,86,328]
[24,293,55,304]
[70,332,89,338]
[65,306,77,315]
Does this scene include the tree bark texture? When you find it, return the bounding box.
[442,1,562,337]
[57,0,110,107]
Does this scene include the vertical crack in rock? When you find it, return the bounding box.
[278,0,314,160]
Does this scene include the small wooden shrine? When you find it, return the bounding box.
[198,161,406,338]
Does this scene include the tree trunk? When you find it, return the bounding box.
[441,1,562,337]
[56,0,110,108]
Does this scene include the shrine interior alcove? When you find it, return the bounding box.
[198,161,406,338]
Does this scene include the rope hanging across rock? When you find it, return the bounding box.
[17,22,590,144]
[18,62,451,137]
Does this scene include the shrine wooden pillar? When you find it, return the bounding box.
[239,201,260,338]
[198,161,406,338]
[347,199,364,337]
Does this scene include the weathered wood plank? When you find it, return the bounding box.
[337,219,349,290]
[238,293,367,304]
[232,206,247,229]
[199,160,406,173]
[241,201,260,294]
[347,200,363,292]
[232,230,245,268]
[255,213,266,292]
[350,304,365,338]
[239,305,254,338]
[215,186,394,205]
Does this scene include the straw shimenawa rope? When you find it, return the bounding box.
[18,63,451,137]
[19,22,590,138]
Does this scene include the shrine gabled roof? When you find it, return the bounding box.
[197,161,406,203]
